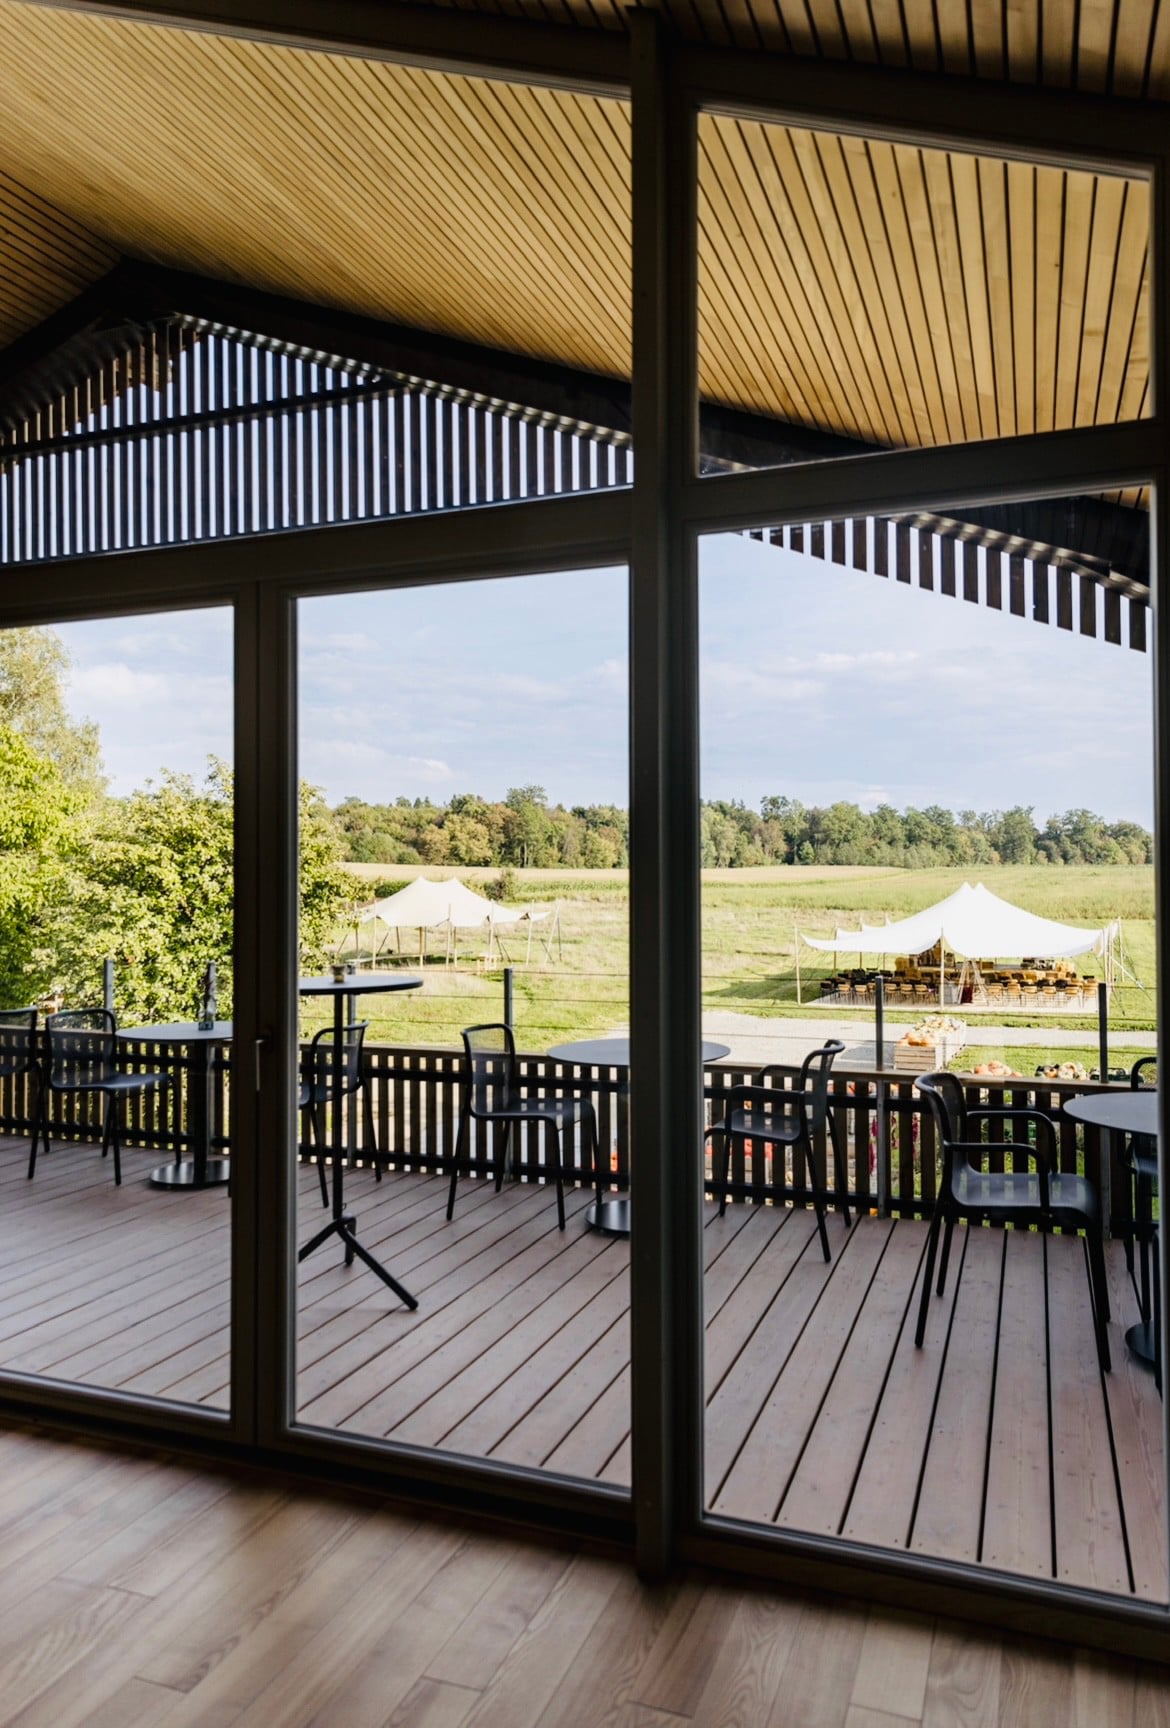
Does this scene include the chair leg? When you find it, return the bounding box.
[551,1126,565,1231]
[828,1115,851,1227]
[936,1215,956,1296]
[1084,1224,1112,1372]
[446,1101,469,1220]
[916,1210,945,1347]
[109,1107,122,1187]
[27,1073,44,1179]
[364,1088,383,1181]
[802,1130,832,1262]
[589,1109,604,1206]
[714,1130,733,1217]
[308,1105,328,1207]
[494,1121,512,1193]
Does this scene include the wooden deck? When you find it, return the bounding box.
[0,1136,1162,1601]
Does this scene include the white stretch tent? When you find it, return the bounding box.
[355,876,559,964]
[800,881,1118,961]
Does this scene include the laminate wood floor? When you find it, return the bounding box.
[0,1139,1163,1604]
[0,1422,1159,1728]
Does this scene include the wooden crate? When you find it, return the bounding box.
[893,1028,966,1071]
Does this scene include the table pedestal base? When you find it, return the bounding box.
[586,1195,630,1237]
[150,1157,231,1190]
[298,1214,418,1309]
[1126,1319,1158,1368]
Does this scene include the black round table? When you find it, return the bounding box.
[297,974,422,1305]
[547,1037,731,1236]
[119,1021,233,1191]
[1065,1089,1160,1369]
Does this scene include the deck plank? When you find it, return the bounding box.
[980,1229,1053,1580]
[1047,1230,1130,1594]
[911,1224,1003,1566]
[0,1139,1159,1601]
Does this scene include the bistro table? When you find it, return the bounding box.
[547,1036,731,1237]
[1064,1088,1160,1369]
[118,1021,233,1191]
[297,973,422,1306]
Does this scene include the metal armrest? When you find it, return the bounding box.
[968,1105,1056,1155]
[957,1136,1050,1204]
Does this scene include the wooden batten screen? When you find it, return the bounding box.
[0,323,634,564]
[754,517,1149,653]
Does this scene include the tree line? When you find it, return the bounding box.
[333,788,1151,871]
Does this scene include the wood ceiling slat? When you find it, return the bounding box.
[0,174,115,348]
[1076,0,1117,92]
[1006,0,1040,84]
[1053,171,1095,431]
[698,124,840,426]
[1110,0,1157,98]
[977,159,1017,438]
[1147,1,1170,101]
[866,0,910,66]
[839,137,935,440]
[787,127,906,443]
[945,151,997,440]
[827,137,931,441]
[970,0,1006,79]
[1076,173,1128,427]
[1040,0,1076,84]
[1032,165,1065,432]
[890,147,972,441]
[797,0,849,59]
[1006,162,1036,436]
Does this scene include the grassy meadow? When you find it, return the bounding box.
[319,862,1156,1062]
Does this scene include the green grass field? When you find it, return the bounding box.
[318,863,1156,1060]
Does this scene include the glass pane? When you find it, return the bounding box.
[294,567,631,1490]
[699,496,1165,1603]
[698,114,1149,475]
[0,608,234,1411]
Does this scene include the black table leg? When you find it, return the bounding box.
[296,987,417,1307]
[150,1039,230,1190]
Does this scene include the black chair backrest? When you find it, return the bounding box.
[797,1039,845,1134]
[0,1008,37,1075]
[462,1023,516,1117]
[46,1008,117,1084]
[1131,1056,1158,1090]
[305,1021,368,1095]
[916,1071,973,1197]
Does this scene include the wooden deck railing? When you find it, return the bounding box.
[0,1039,1132,1230]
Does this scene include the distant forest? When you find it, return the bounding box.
[332,789,1152,871]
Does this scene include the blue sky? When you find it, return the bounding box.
[52,529,1155,824]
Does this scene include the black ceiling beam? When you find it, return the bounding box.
[0,260,143,399]
[21,0,629,94]
[69,260,877,465]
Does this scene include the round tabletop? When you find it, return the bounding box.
[298,974,423,996]
[547,1037,730,1066]
[1063,1089,1159,1135]
[118,1021,233,1042]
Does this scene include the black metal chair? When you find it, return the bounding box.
[298,1020,378,1206]
[706,1040,849,1262]
[0,1009,43,1175]
[447,1022,600,1230]
[1125,1057,1159,1383]
[36,1009,170,1185]
[915,1071,1110,1371]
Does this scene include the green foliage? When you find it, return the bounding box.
[0,628,104,801]
[52,762,351,1023]
[0,725,77,1006]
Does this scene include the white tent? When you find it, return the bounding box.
[358,876,500,965]
[354,876,562,965]
[800,881,1118,961]
[798,880,1123,1007]
[798,884,1119,967]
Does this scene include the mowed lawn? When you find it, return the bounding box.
[319,863,1156,1055]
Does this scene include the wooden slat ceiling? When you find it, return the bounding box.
[0,1,1152,474]
[0,169,116,349]
[421,0,1169,100]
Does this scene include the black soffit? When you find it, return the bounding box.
[0,263,1149,647]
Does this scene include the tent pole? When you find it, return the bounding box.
[795,925,802,1005]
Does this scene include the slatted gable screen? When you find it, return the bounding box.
[0,324,634,564]
[762,516,1147,650]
